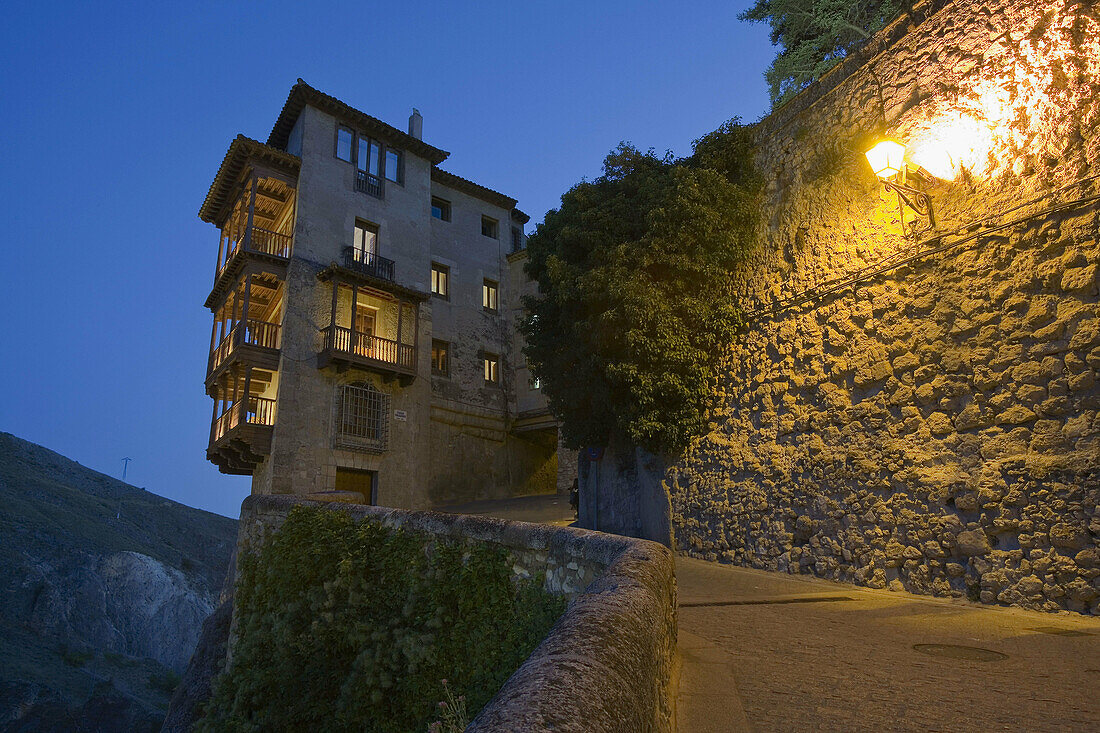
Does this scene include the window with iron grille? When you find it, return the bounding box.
[335,382,390,452]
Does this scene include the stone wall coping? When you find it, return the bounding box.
[239,494,677,732]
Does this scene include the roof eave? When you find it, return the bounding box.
[267,80,450,165]
[198,136,301,225]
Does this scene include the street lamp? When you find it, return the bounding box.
[865,138,935,234]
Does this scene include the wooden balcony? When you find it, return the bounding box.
[318,325,416,379]
[207,396,276,475]
[206,225,292,309]
[206,318,281,394]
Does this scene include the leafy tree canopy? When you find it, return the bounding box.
[741,0,908,106]
[521,122,760,456]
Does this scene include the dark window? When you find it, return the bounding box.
[483,353,499,384]
[335,124,391,198]
[335,382,389,452]
[336,126,354,162]
[357,137,381,177]
[385,149,403,184]
[481,216,498,239]
[511,226,523,252]
[482,279,498,311]
[431,340,450,376]
[431,263,449,298]
[431,197,451,221]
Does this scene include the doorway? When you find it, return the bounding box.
[335,467,377,504]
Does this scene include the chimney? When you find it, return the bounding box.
[408,108,423,140]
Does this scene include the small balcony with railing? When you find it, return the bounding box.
[341,246,395,283]
[205,171,296,310]
[355,169,383,199]
[207,364,277,475]
[206,273,283,393]
[317,280,420,381]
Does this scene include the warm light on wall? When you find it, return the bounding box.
[906,110,995,180]
[864,139,906,179]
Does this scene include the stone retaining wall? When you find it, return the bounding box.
[586,0,1100,616]
[671,0,1100,614]
[236,495,677,731]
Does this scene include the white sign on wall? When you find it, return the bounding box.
[394,410,408,421]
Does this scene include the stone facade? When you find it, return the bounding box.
[589,0,1100,614]
[200,82,575,508]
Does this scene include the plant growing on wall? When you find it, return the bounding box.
[521,121,760,457]
[196,506,565,732]
[741,0,909,105]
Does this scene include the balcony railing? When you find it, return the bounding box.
[218,225,293,277]
[342,246,395,282]
[355,170,383,198]
[209,319,282,374]
[211,396,276,442]
[322,325,416,371]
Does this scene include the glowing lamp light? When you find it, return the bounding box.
[864,137,935,235]
[865,139,906,179]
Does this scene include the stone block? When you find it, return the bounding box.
[956,530,992,557]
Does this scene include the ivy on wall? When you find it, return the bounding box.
[197,506,566,732]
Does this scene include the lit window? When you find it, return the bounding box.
[431,197,451,221]
[481,216,498,239]
[483,353,499,384]
[385,149,403,184]
[353,220,378,262]
[482,280,498,311]
[336,126,353,162]
[431,340,449,376]
[431,263,449,298]
[335,382,389,453]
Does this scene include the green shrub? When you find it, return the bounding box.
[197,506,565,732]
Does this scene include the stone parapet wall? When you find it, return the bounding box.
[237,495,677,732]
[668,0,1100,614]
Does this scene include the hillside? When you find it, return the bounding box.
[0,432,238,731]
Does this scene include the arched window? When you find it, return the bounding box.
[335,382,389,452]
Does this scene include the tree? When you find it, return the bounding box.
[521,124,760,457]
[741,0,908,106]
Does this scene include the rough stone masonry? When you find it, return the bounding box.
[592,0,1100,615]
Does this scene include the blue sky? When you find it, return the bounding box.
[0,1,772,518]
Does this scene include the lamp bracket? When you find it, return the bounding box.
[882,173,935,235]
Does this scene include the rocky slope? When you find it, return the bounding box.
[0,432,237,731]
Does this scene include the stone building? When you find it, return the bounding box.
[581,0,1100,614]
[199,80,570,507]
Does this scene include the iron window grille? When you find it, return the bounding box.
[335,382,390,453]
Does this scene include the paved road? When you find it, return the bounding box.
[436,495,1100,731]
[676,556,1100,732]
